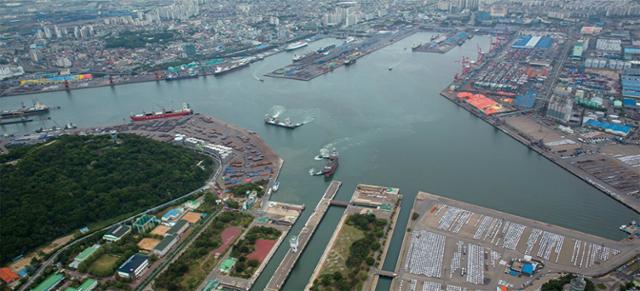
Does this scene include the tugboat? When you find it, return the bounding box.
[321,152,339,178]
[130,103,193,121]
[264,115,303,129]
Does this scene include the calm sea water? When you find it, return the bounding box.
[1,33,637,291]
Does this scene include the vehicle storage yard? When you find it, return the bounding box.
[392,192,640,291]
[99,114,283,199]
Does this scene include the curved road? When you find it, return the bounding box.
[19,155,222,291]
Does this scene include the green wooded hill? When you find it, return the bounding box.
[0,134,214,264]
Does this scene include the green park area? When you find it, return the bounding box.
[0,134,213,265]
[311,213,388,291]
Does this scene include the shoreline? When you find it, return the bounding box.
[440,89,640,214]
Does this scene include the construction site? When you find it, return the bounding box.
[392,192,640,291]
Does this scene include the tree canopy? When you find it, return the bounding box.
[0,134,213,264]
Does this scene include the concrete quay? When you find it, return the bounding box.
[440,89,640,214]
[264,180,343,291]
[392,192,640,291]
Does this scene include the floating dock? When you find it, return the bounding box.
[265,180,342,291]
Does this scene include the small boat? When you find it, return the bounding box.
[344,58,356,66]
[388,67,393,71]
[272,181,280,192]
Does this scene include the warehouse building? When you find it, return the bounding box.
[622,69,640,99]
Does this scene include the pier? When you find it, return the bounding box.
[265,180,342,291]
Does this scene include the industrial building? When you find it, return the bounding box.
[103,225,131,242]
[117,253,150,279]
[546,94,574,124]
[622,69,640,99]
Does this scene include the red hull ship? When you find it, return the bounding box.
[130,103,192,121]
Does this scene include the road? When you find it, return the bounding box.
[19,155,222,291]
[134,204,223,291]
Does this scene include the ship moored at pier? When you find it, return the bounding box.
[130,103,193,121]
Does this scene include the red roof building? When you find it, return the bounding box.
[0,267,19,284]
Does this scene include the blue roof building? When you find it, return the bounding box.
[117,253,149,279]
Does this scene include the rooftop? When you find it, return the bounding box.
[33,273,64,291]
[117,253,149,274]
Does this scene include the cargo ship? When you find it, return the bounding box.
[213,61,250,76]
[264,115,303,129]
[285,41,308,51]
[130,103,192,121]
[0,117,33,125]
[1,102,49,119]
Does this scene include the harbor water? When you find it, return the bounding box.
[1,33,637,290]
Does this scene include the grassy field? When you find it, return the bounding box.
[320,224,364,275]
[88,254,121,277]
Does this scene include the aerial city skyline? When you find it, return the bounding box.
[0,0,639,291]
